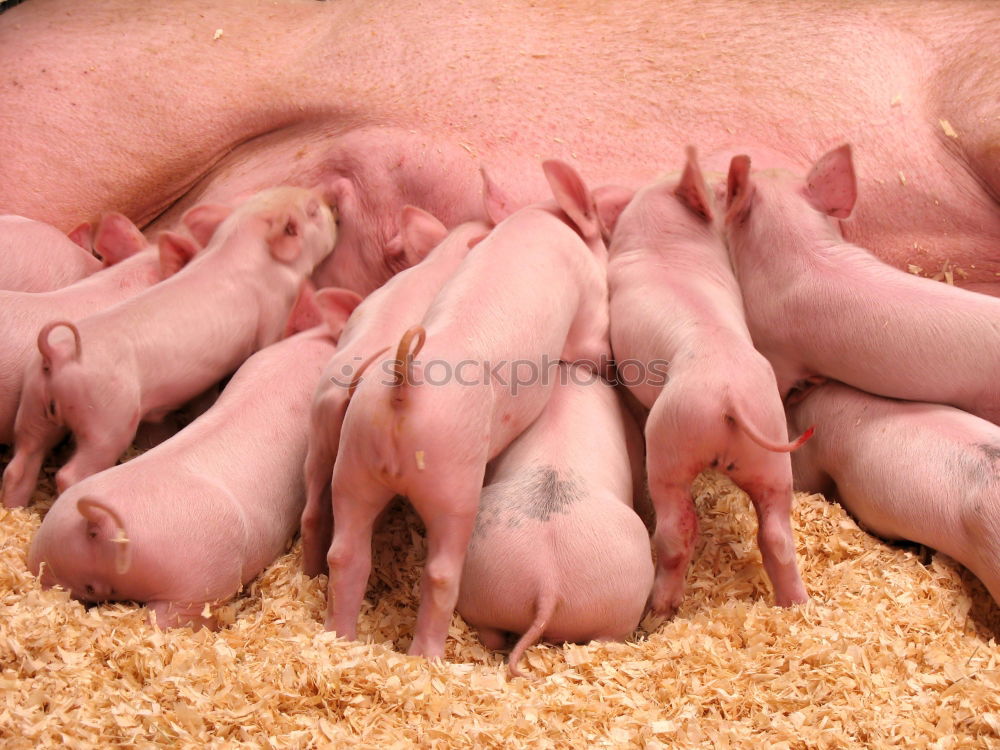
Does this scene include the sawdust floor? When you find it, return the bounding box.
[3,447,1000,749]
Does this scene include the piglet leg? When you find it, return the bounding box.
[1,389,66,508]
[301,444,335,577]
[407,506,478,659]
[740,476,808,606]
[325,479,394,641]
[55,419,138,493]
[646,478,699,617]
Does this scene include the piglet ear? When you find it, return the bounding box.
[157,231,200,278]
[675,146,714,222]
[593,184,636,240]
[542,160,601,243]
[283,280,321,337]
[804,143,857,219]
[385,206,449,270]
[266,213,304,263]
[77,497,132,575]
[95,212,146,266]
[319,176,356,226]
[314,287,363,340]
[481,167,515,225]
[68,221,96,253]
[182,203,232,247]
[725,155,755,226]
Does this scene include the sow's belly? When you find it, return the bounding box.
[1,0,998,292]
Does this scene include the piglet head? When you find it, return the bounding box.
[29,496,132,603]
[222,186,337,273]
[724,144,857,241]
[606,147,718,258]
[263,187,338,270]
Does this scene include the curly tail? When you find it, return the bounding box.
[507,590,559,678]
[390,325,426,404]
[77,497,132,575]
[728,404,813,453]
[37,321,82,373]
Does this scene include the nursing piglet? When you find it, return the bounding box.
[787,381,1000,606]
[6,186,337,508]
[27,298,357,628]
[606,148,810,617]
[325,160,610,659]
[0,215,102,292]
[724,145,1000,423]
[0,213,187,461]
[301,205,492,576]
[457,364,653,677]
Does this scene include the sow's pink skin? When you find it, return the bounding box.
[723,145,1000,424]
[27,306,356,628]
[7,3,1000,301]
[606,148,810,617]
[300,205,493,577]
[456,364,653,677]
[2,187,337,509]
[325,160,611,660]
[787,381,1000,607]
[0,213,180,457]
[0,215,103,292]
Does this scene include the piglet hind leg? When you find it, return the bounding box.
[646,477,700,618]
[54,419,138,493]
[737,470,809,607]
[301,445,335,577]
[407,505,478,660]
[324,479,394,642]
[2,397,66,508]
[1,437,58,508]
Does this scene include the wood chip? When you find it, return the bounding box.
[3,454,1000,746]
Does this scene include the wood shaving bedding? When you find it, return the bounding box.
[2,459,999,748]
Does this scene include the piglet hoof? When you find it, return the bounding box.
[774,586,809,608]
[0,485,24,509]
[507,660,539,681]
[1,469,28,509]
[406,637,446,661]
[323,615,357,643]
[648,576,685,619]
